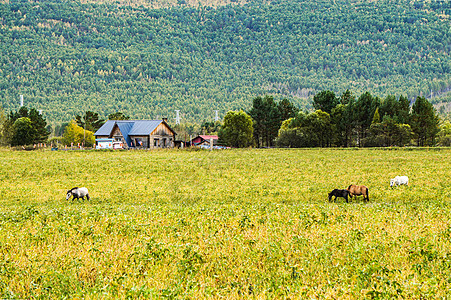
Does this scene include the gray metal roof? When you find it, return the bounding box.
[95,120,175,140]
[117,122,135,147]
[94,120,116,136]
[128,120,162,135]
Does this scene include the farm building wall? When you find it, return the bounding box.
[129,135,150,148]
[148,123,175,148]
[111,126,126,143]
[152,123,174,136]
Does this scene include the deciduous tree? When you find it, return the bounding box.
[219,110,253,148]
[62,120,95,147]
[11,117,35,146]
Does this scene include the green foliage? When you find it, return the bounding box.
[219,110,253,147]
[333,103,354,147]
[200,120,221,135]
[249,95,279,147]
[108,112,130,120]
[411,96,440,146]
[278,98,299,122]
[313,90,339,114]
[438,120,451,146]
[0,1,450,124]
[75,111,105,132]
[0,106,5,145]
[5,106,49,146]
[365,116,413,147]
[353,92,381,144]
[12,117,35,146]
[62,120,95,147]
[249,95,297,147]
[52,122,69,137]
[277,90,441,148]
[372,107,381,124]
[277,110,333,147]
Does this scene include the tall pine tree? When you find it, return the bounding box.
[410,96,439,146]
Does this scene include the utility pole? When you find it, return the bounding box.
[214,110,219,122]
[175,110,180,125]
[83,121,85,149]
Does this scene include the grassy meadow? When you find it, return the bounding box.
[0,148,450,299]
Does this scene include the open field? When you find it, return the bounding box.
[0,148,451,298]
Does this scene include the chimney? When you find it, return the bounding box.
[20,95,24,107]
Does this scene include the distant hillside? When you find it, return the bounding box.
[0,0,450,124]
[81,0,250,9]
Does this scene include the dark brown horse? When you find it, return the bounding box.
[347,185,369,201]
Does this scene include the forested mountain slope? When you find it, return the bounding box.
[0,0,450,124]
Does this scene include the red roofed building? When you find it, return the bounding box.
[191,135,219,147]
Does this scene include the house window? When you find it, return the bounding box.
[154,139,159,147]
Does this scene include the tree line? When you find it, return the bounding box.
[219,90,446,148]
[0,108,128,147]
[0,89,447,149]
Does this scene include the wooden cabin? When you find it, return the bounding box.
[94,119,176,149]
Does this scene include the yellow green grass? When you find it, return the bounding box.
[0,148,450,298]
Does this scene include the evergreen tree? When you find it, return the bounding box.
[278,98,298,122]
[28,108,49,143]
[340,89,354,106]
[410,96,440,146]
[354,92,380,146]
[331,104,346,147]
[313,91,339,114]
[379,95,398,119]
[200,121,221,135]
[249,96,265,148]
[76,111,105,132]
[108,112,130,120]
[366,116,413,147]
[397,95,411,124]
[338,90,356,147]
[3,106,49,145]
[249,95,281,147]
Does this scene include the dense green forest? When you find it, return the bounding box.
[0,0,450,126]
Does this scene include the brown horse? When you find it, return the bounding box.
[347,185,369,202]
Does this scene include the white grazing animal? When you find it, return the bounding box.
[66,187,90,201]
[390,176,409,187]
